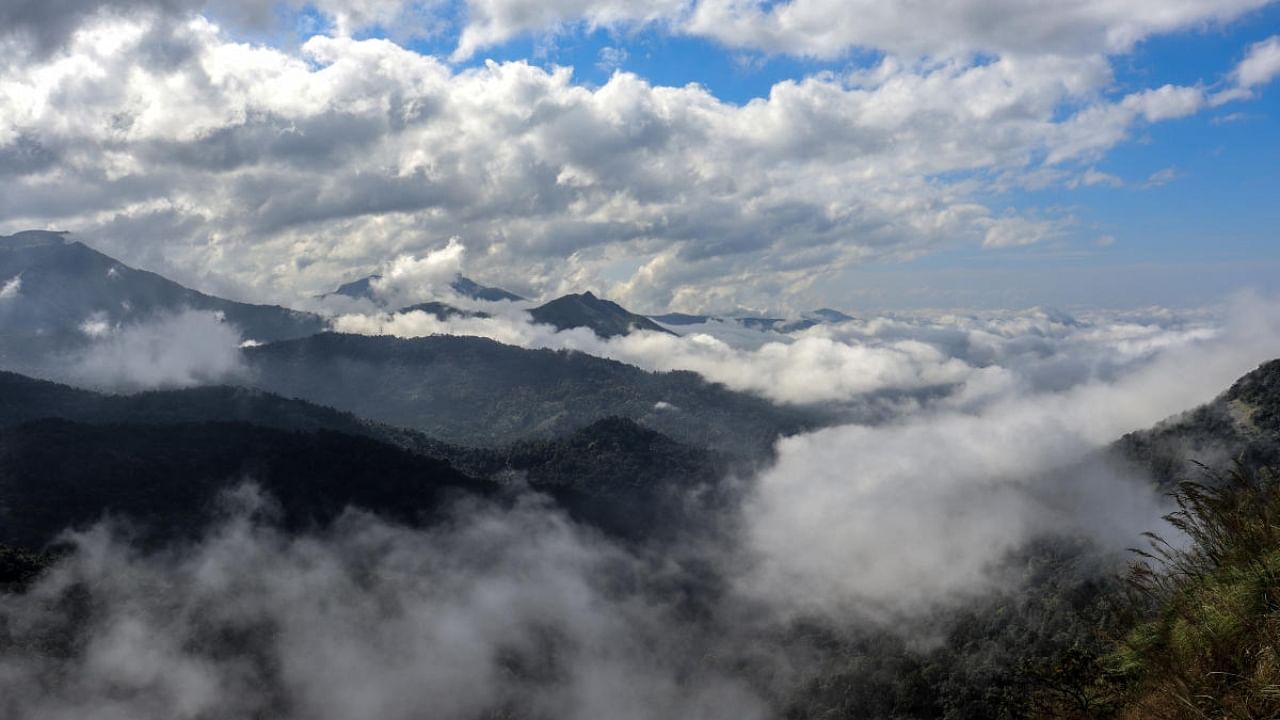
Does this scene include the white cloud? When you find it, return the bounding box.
[452,0,685,61]
[1122,84,1207,122]
[369,237,466,307]
[78,313,113,338]
[66,309,247,390]
[0,497,773,720]
[981,215,1060,248]
[1234,35,1280,88]
[333,299,1222,409]
[0,274,20,300]
[442,0,1272,61]
[1076,168,1124,188]
[596,45,627,72]
[1143,166,1182,188]
[0,17,1251,313]
[739,292,1280,619]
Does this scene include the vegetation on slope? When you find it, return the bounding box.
[0,419,492,550]
[528,291,676,338]
[1060,466,1280,719]
[0,372,733,547]
[245,332,814,457]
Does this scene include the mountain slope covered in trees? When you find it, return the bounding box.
[0,371,731,546]
[243,332,813,457]
[528,291,676,338]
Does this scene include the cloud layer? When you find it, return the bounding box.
[333,298,1221,408]
[452,0,1273,60]
[0,497,772,720]
[742,292,1280,618]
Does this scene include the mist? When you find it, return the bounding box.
[331,297,1223,411]
[0,494,774,720]
[742,292,1280,620]
[62,309,247,391]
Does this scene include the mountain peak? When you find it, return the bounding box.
[529,293,676,339]
[0,230,70,249]
[450,275,524,303]
[0,234,325,368]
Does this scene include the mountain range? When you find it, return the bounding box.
[0,233,821,455]
[650,308,855,333]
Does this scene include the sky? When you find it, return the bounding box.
[1,0,1278,313]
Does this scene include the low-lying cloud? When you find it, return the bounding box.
[740,292,1280,620]
[332,300,1221,410]
[64,309,247,390]
[0,495,773,720]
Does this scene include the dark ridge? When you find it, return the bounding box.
[396,301,490,320]
[0,371,733,546]
[1113,358,1280,486]
[451,275,524,302]
[529,291,677,338]
[0,419,493,550]
[327,273,523,305]
[650,312,712,326]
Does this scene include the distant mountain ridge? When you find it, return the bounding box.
[0,370,731,545]
[1114,358,1280,485]
[651,308,855,333]
[328,272,524,305]
[528,291,676,338]
[0,418,489,550]
[243,332,811,458]
[0,230,325,369]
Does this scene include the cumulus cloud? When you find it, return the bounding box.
[0,13,1265,312]
[1234,35,1280,88]
[369,237,467,307]
[66,309,247,390]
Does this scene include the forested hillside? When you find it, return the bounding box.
[244,332,813,457]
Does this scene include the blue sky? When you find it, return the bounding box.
[3,0,1280,311]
